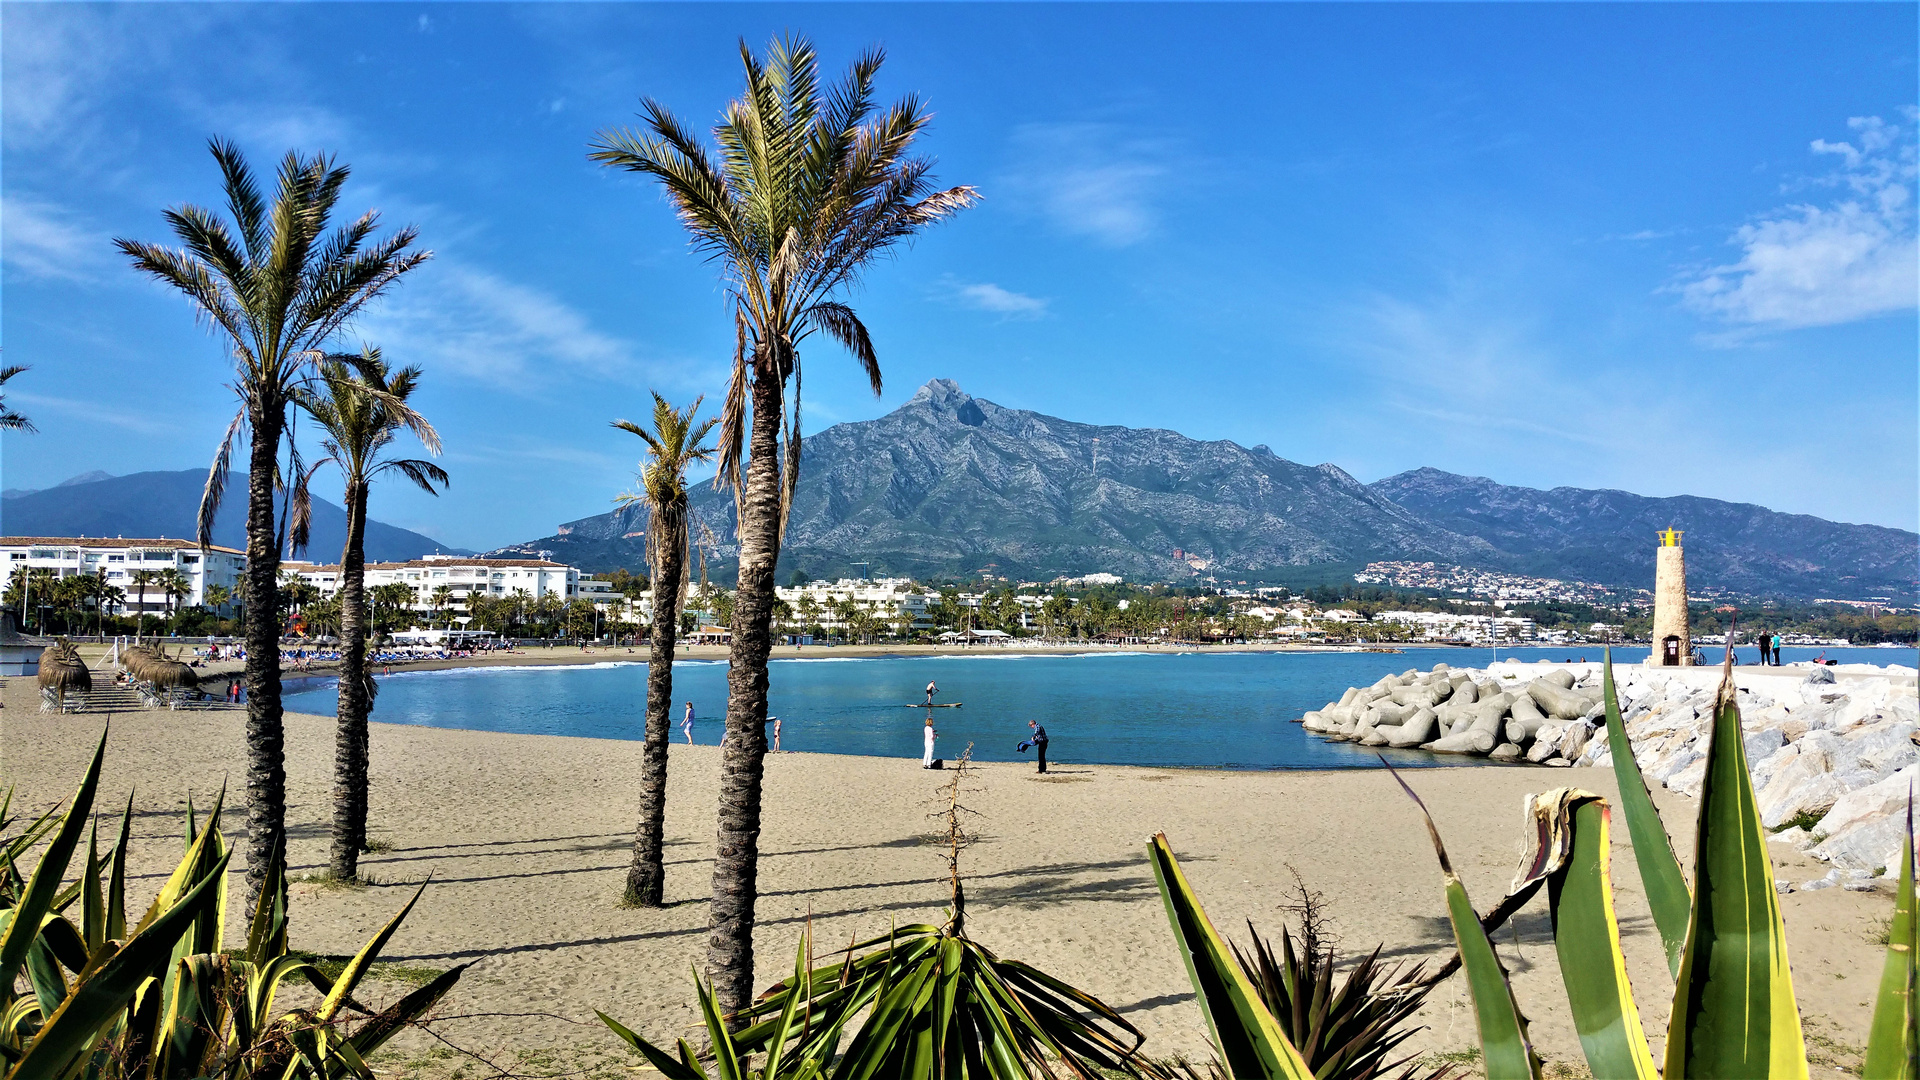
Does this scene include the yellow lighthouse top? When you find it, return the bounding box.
[1659,528,1683,547]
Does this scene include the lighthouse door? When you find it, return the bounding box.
[1662,635,1681,666]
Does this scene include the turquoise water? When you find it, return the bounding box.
[283,644,1916,770]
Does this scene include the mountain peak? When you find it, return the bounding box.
[906,378,986,426]
[908,378,970,406]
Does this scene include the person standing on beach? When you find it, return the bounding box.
[922,716,937,768]
[682,701,695,744]
[1028,720,1049,774]
[925,679,937,706]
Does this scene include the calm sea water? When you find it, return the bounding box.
[282,644,1916,770]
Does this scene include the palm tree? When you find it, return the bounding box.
[158,568,194,627]
[117,139,429,907]
[0,365,36,432]
[590,37,974,1012]
[204,582,233,614]
[126,569,160,639]
[430,584,456,629]
[294,349,446,882]
[611,393,717,906]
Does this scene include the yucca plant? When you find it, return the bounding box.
[0,730,463,1080]
[1148,647,1897,1079]
[602,753,1148,1078]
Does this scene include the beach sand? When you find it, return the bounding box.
[2,674,1886,1078]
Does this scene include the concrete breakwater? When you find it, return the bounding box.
[1299,659,1920,876]
[1299,661,1609,763]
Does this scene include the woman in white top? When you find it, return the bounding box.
[922,717,936,767]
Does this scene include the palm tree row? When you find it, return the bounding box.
[591,34,975,1013]
[119,140,436,904]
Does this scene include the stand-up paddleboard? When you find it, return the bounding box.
[904,702,964,708]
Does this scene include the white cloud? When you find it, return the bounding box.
[1002,123,1171,247]
[1,195,111,282]
[941,279,1048,318]
[9,392,181,437]
[1680,113,1918,330]
[352,260,653,386]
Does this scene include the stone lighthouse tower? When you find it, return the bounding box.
[1651,528,1691,666]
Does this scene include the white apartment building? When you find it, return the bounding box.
[774,577,934,632]
[285,554,583,619]
[1373,610,1540,642]
[0,536,247,614]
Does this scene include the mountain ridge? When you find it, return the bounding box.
[494,380,1918,600]
[1,470,464,563]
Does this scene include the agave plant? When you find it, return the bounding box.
[0,730,463,1080]
[1149,647,1919,1079]
[603,752,1148,1078]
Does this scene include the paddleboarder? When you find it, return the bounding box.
[925,679,938,706]
[1028,720,1049,774]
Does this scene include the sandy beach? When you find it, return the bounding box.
[2,673,1889,1078]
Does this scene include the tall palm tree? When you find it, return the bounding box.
[430,584,456,628]
[127,569,160,639]
[294,349,446,882]
[612,393,717,906]
[590,35,975,1012]
[0,365,36,432]
[117,139,429,907]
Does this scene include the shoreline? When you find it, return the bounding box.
[1,675,1884,1080]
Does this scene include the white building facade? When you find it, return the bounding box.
[0,537,247,614]
[285,554,584,616]
[774,577,934,632]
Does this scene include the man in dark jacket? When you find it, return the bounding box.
[1028,720,1049,774]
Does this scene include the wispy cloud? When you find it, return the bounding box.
[938,277,1049,319]
[1,195,112,282]
[1679,112,1917,331]
[1001,122,1171,247]
[10,392,182,437]
[352,260,675,388]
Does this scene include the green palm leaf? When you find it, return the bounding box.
[1146,833,1316,1079]
[1663,656,1808,1079]
[1864,791,1918,1079]
[1385,773,1541,1080]
[1601,647,1691,977]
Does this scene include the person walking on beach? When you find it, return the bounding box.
[925,679,937,706]
[1028,720,1049,774]
[922,716,937,768]
[682,701,695,744]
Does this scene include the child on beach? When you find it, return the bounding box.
[682,702,695,744]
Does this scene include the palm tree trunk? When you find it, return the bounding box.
[331,479,372,880]
[625,502,685,906]
[242,406,287,912]
[706,369,782,1018]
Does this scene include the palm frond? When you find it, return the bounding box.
[199,407,248,550]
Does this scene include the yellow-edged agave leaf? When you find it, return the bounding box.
[1664,656,1808,1080]
[1147,833,1316,1080]
[1384,768,1541,1080]
[1528,790,1660,1080]
[1602,647,1691,979]
[0,730,105,998]
[1864,790,1918,1079]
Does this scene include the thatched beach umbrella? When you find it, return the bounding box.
[142,659,198,691]
[37,639,92,705]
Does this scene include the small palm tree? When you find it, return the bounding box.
[158,568,194,626]
[0,365,36,432]
[430,584,456,629]
[117,139,428,908]
[294,349,446,881]
[591,37,975,1011]
[127,569,159,639]
[612,393,717,906]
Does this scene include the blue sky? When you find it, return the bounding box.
[4,2,1915,551]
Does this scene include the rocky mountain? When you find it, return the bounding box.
[1,469,462,563]
[497,380,1917,601]
[1370,468,1919,601]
